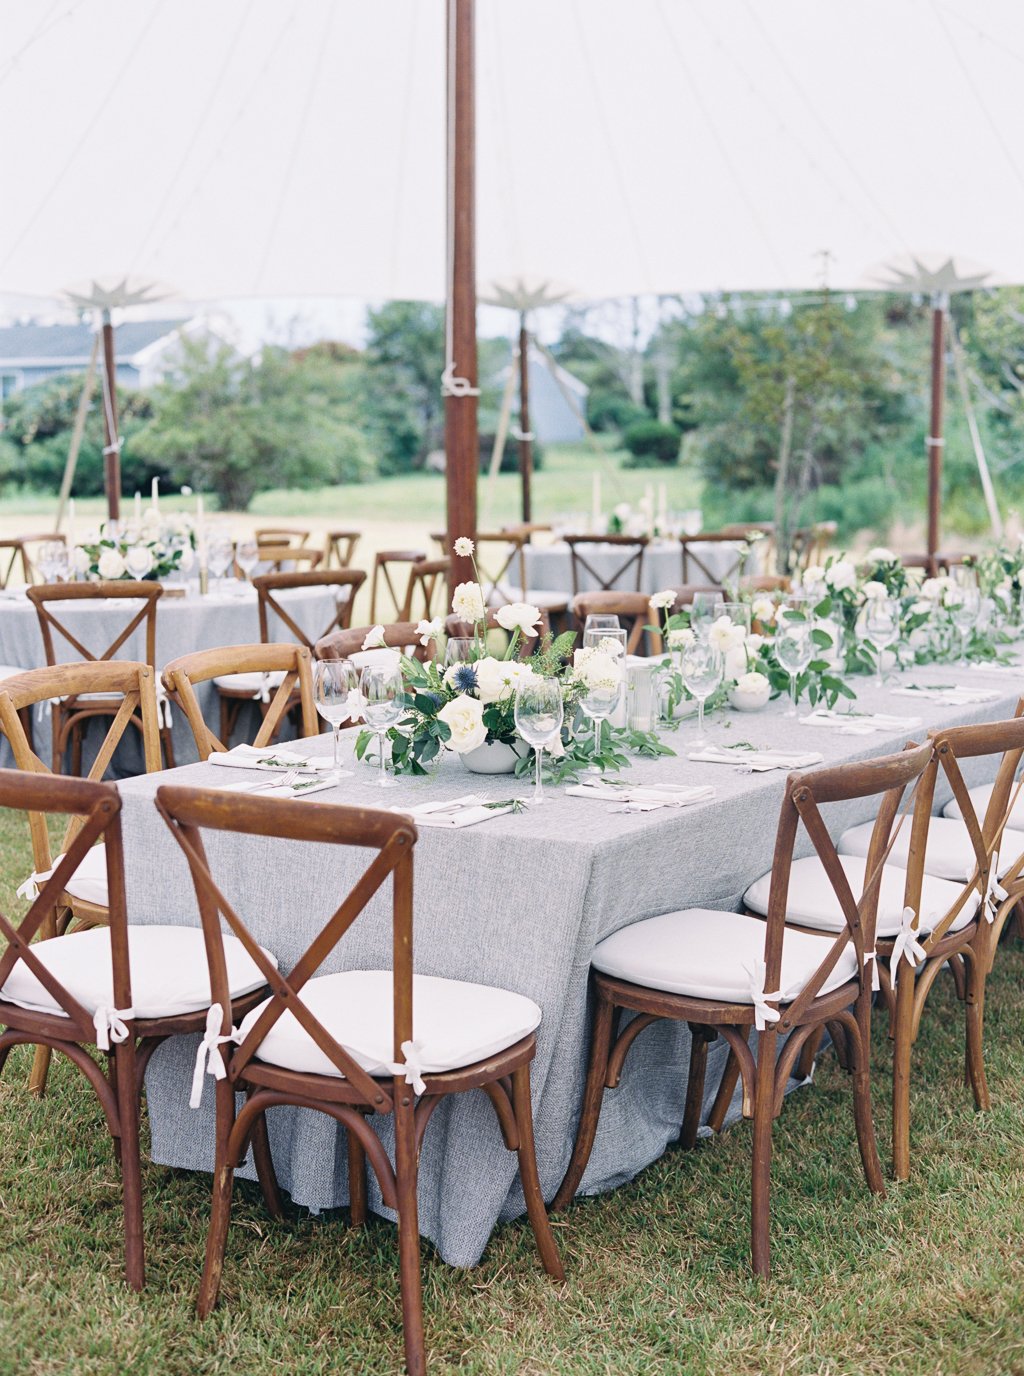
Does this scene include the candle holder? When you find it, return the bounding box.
[199,565,209,596]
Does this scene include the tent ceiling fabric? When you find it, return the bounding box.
[4,0,1024,305]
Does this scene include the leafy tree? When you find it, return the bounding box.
[360,302,445,472]
[131,337,375,510]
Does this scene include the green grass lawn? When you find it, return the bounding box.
[0,806,1022,1375]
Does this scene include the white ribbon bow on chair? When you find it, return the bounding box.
[986,860,1007,925]
[93,1004,134,1052]
[889,907,927,985]
[389,1038,427,1097]
[863,949,881,993]
[190,1003,240,1109]
[746,958,782,1032]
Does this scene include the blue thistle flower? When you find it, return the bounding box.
[452,664,478,693]
[421,690,444,712]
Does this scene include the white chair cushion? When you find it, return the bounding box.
[488,584,568,611]
[238,969,541,1080]
[591,908,859,1004]
[20,845,110,908]
[838,816,1024,882]
[743,853,979,938]
[213,670,287,696]
[942,781,1024,832]
[0,664,24,680]
[349,648,403,671]
[0,925,276,1020]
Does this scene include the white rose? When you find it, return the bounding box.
[613,503,631,521]
[97,548,126,580]
[495,601,541,638]
[746,632,764,652]
[362,624,387,650]
[824,559,857,592]
[125,545,154,578]
[451,581,485,622]
[736,671,770,693]
[801,564,826,589]
[72,546,91,574]
[667,627,694,650]
[436,694,488,753]
[475,656,537,704]
[866,547,895,563]
[708,615,745,654]
[573,648,622,691]
[751,595,775,623]
[920,577,942,601]
[415,617,444,646]
[649,589,675,611]
[910,599,932,617]
[453,536,475,558]
[862,580,887,601]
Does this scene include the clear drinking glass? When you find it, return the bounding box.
[580,627,627,771]
[35,540,66,583]
[360,663,404,788]
[313,657,358,779]
[950,587,981,667]
[680,638,724,744]
[716,601,751,634]
[583,613,621,638]
[689,591,723,634]
[514,677,564,805]
[207,532,234,589]
[863,597,901,687]
[236,539,259,582]
[444,637,476,667]
[774,617,813,715]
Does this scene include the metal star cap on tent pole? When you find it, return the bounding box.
[859,253,998,299]
[62,277,172,313]
[480,278,576,312]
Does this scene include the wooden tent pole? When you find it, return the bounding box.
[518,310,534,524]
[100,308,121,522]
[444,0,479,585]
[55,332,99,530]
[926,295,946,564]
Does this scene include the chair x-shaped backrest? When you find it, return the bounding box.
[679,533,752,589]
[0,769,129,1041]
[254,569,367,651]
[156,785,417,1110]
[472,533,528,606]
[564,535,649,595]
[0,663,161,878]
[26,580,162,669]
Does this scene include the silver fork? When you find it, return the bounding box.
[243,769,301,793]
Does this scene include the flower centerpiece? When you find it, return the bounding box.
[74,512,195,583]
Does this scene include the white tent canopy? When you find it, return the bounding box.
[3,0,1024,305]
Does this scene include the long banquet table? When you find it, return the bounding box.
[523,538,758,594]
[117,662,1022,1267]
[0,582,341,769]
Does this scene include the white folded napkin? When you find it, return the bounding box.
[567,781,715,808]
[687,744,823,772]
[800,709,922,735]
[891,685,1002,705]
[208,743,334,772]
[391,794,519,828]
[968,661,1024,676]
[218,775,336,799]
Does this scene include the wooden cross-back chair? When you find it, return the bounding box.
[571,592,659,655]
[155,784,563,1376]
[255,527,310,549]
[679,532,754,588]
[663,584,725,615]
[370,549,427,623]
[254,568,366,650]
[0,532,65,588]
[316,622,436,665]
[788,522,836,573]
[324,529,361,569]
[564,533,649,595]
[405,559,449,622]
[25,580,173,773]
[163,644,317,761]
[0,768,272,1290]
[253,545,323,573]
[0,661,161,1094]
[553,742,933,1276]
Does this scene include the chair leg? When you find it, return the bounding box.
[795,1026,823,1082]
[70,718,83,778]
[219,696,232,752]
[706,1048,741,1133]
[160,724,176,770]
[113,1043,145,1291]
[750,1031,777,1278]
[891,962,916,1182]
[965,953,991,1113]
[680,1026,712,1150]
[511,1064,564,1280]
[550,987,616,1212]
[198,1078,238,1318]
[29,1044,53,1096]
[848,1006,885,1197]
[348,1117,367,1229]
[393,1095,426,1376]
[249,1108,284,1221]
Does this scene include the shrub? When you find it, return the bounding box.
[622,419,681,466]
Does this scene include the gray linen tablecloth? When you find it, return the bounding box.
[117,663,1021,1267]
[0,582,341,770]
[523,539,753,594]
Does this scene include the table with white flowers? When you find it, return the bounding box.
[0,581,342,770]
[112,657,1024,1268]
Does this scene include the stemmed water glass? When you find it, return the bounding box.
[583,613,621,638]
[863,597,901,687]
[689,591,722,634]
[715,601,751,634]
[360,663,404,788]
[445,637,476,667]
[580,627,627,772]
[774,615,813,716]
[36,540,67,583]
[206,530,234,589]
[313,657,358,780]
[235,539,259,582]
[680,637,723,744]
[514,677,564,805]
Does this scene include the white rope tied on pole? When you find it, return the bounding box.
[442,0,480,402]
[925,437,945,447]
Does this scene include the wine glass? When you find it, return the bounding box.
[949,586,980,668]
[680,638,723,744]
[35,540,66,583]
[514,677,564,805]
[313,658,358,780]
[862,597,901,687]
[207,531,234,589]
[579,627,627,772]
[360,663,404,788]
[583,613,621,638]
[235,539,259,583]
[775,616,813,716]
[445,637,476,667]
[715,601,751,634]
[689,591,723,634]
